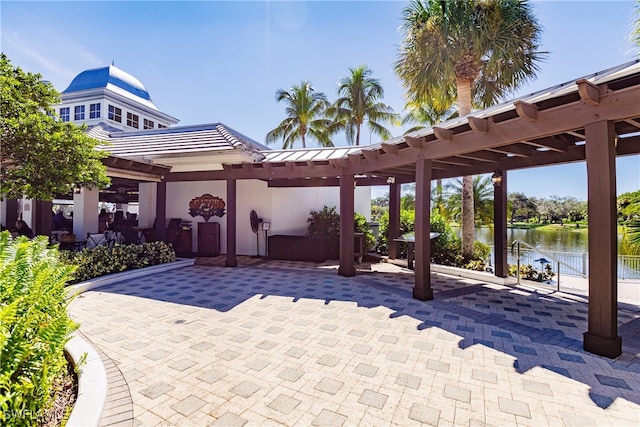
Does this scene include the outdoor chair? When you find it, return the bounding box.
[86,230,124,249]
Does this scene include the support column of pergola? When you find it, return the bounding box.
[388,182,401,260]
[338,174,356,277]
[493,171,508,277]
[413,157,433,301]
[584,120,621,358]
[34,200,52,237]
[155,180,167,241]
[225,178,238,267]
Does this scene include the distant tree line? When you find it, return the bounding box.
[371,185,640,227]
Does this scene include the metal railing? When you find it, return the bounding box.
[491,242,640,281]
[510,240,587,290]
[620,255,640,280]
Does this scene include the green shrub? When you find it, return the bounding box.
[508,263,555,282]
[377,210,489,269]
[307,206,340,239]
[354,212,375,253]
[0,232,78,426]
[60,241,175,284]
[307,206,376,253]
[376,209,416,256]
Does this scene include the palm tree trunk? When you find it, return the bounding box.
[436,179,443,215]
[456,77,475,259]
[355,124,361,146]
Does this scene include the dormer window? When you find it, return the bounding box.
[143,119,154,129]
[108,105,122,123]
[74,105,85,120]
[127,112,139,129]
[59,107,70,122]
[90,103,101,119]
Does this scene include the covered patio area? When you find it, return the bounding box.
[172,60,640,358]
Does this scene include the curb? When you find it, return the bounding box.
[65,258,195,426]
[65,333,107,427]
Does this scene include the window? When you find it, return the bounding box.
[158,123,167,129]
[74,105,85,120]
[59,107,70,122]
[143,119,155,129]
[127,112,139,129]
[89,103,101,119]
[108,105,122,123]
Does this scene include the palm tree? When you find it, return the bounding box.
[266,82,334,149]
[445,175,495,229]
[395,0,544,259]
[329,65,399,146]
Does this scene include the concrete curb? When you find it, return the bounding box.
[64,258,195,426]
[65,333,107,427]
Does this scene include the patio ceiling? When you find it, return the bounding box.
[166,60,640,186]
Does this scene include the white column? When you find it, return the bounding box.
[138,183,157,228]
[20,197,35,228]
[73,187,99,238]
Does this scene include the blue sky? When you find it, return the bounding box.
[2,0,638,200]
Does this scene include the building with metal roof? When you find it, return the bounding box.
[56,64,179,131]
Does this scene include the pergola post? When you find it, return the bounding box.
[34,200,52,237]
[225,178,238,267]
[338,174,355,277]
[493,171,508,277]
[5,199,19,229]
[155,180,167,241]
[388,182,401,259]
[583,120,621,358]
[413,157,433,301]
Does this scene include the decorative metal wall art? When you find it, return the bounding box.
[188,194,225,222]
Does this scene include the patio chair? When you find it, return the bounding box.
[86,233,107,249]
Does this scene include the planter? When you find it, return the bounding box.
[268,235,337,262]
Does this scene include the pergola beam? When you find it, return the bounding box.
[577,78,600,105]
[433,126,453,142]
[405,135,427,149]
[520,138,569,153]
[381,143,399,155]
[468,116,489,132]
[514,100,538,121]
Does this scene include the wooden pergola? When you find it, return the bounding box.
[167,60,640,358]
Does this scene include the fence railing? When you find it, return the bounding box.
[489,245,640,280]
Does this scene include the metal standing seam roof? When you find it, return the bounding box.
[89,122,269,159]
[260,146,364,163]
[361,59,640,152]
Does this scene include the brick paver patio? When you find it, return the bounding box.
[68,258,640,426]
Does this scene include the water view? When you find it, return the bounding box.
[450,226,639,279]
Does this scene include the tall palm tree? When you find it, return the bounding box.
[395,0,544,258]
[266,82,333,149]
[329,65,399,146]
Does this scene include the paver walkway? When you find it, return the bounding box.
[68,258,640,426]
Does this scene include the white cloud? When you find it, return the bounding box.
[2,28,102,88]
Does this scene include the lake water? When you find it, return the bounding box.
[453,225,634,255]
[450,226,639,279]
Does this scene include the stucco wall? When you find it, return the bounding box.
[164,181,371,256]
